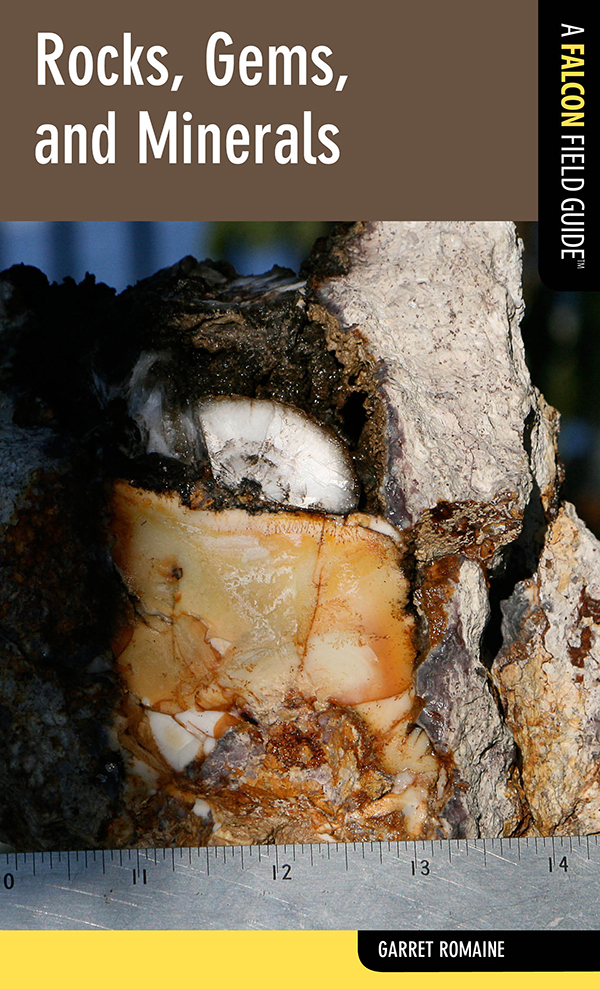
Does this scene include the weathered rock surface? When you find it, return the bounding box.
[415,556,523,838]
[311,222,560,527]
[494,502,600,835]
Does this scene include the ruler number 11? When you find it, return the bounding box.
[549,856,568,874]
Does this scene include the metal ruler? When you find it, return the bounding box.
[1,835,599,931]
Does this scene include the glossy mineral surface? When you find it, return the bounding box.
[198,397,360,514]
[109,482,443,843]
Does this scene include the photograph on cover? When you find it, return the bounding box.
[0,220,597,850]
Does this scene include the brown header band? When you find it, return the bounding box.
[1,0,537,220]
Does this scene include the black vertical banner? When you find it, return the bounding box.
[539,15,600,290]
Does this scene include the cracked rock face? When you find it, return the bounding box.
[0,222,596,849]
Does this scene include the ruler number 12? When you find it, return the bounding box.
[549,856,568,874]
[272,864,292,880]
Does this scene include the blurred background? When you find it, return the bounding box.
[1,220,598,536]
[516,221,600,537]
[0,221,327,293]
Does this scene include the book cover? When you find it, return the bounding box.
[1,0,598,981]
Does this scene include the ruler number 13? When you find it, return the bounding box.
[411,859,430,876]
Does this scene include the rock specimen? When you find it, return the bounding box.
[494,503,600,835]
[0,222,597,849]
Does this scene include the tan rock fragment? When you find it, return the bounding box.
[494,503,600,834]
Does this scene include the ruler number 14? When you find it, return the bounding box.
[549,856,568,874]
